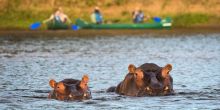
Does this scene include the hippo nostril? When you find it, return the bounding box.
[151,83,162,89]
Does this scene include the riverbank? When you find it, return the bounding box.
[0,26,220,38]
[0,0,220,29]
[0,12,219,30]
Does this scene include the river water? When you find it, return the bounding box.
[0,34,220,110]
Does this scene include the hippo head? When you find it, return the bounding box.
[116,64,146,96]
[48,75,91,101]
[143,64,174,96]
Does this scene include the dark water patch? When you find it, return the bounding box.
[3,54,14,58]
[1,81,12,85]
[22,95,47,99]
[93,97,109,101]
[0,86,6,89]
[24,50,38,53]
[83,101,97,105]
[180,85,187,88]
[93,90,106,93]
[7,103,23,109]
[13,89,29,91]
[171,99,181,102]
[213,89,220,92]
[177,90,220,101]
[178,91,217,96]
[0,99,12,103]
[32,90,51,93]
[194,98,217,100]
[93,103,110,107]
[177,91,200,95]
[93,95,125,101]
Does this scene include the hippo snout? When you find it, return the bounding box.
[69,89,91,100]
[150,83,163,89]
[84,90,92,99]
[149,76,163,89]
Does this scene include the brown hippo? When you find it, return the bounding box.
[107,63,174,96]
[48,75,92,101]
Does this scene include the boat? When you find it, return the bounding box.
[46,20,69,30]
[75,17,172,29]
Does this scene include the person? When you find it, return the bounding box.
[132,8,144,23]
[90,7,103,24]
[43,7,71,24]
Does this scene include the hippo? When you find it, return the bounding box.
[48,75,92,101]
[107,63,174,96]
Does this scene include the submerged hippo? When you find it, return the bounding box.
[107,63,174,96]
[48,75,92,101]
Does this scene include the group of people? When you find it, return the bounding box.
[43,7,148,25]
[43,7,103,25]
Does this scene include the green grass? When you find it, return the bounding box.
[172,13,210,27]
[0,10,51,29]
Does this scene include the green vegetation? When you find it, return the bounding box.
[0,0,219,29]
[0,10,49,29]
[172,13,210,27]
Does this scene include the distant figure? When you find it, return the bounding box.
[43,7,71,24]
[132,8,144,23]
[91,7,103,24]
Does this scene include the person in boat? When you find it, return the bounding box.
[90,7,103,24]
[132,8,144,23]
[43,7,71,25]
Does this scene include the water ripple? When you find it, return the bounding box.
[0,34,220,109]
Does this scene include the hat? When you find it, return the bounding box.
[95,6,100,10]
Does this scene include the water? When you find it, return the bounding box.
[0,34,220,110]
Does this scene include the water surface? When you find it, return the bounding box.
[0,34,220,110]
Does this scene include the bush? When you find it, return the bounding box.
[173,13,209,27]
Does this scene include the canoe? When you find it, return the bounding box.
[75,18,172,29]
[46,20,69,30]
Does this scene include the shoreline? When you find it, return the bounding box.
[0,27,220,38]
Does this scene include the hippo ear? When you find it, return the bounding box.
[128,64,136,73]
[162,64,172,78]
[49,79,57,88]
[80,75,89,89]
[81,74,89,84]
[135,68,144,78]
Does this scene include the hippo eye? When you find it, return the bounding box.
[135,73,138,76]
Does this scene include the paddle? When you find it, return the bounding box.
[30,22,80,30]
[71,25,79,31]
[29,22,41,30]
[153,17,161,23]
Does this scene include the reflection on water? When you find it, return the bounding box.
[0,34,220,109]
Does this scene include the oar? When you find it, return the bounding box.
[29,22,41,30]
[71,24,79,31]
